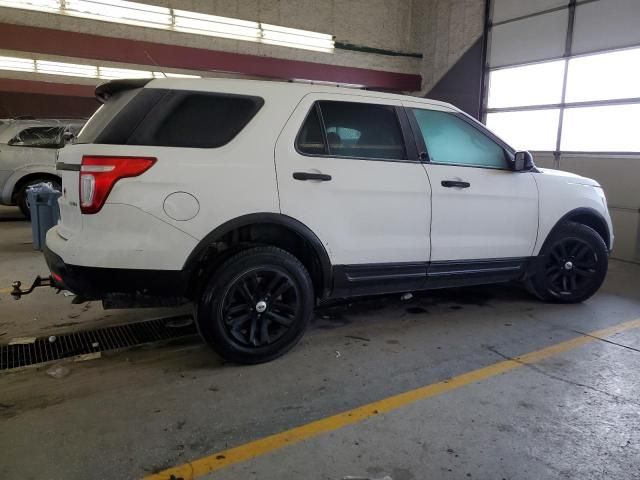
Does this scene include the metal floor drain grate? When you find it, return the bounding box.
[0,315,197,371]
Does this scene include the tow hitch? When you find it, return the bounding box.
[10,275,59,300]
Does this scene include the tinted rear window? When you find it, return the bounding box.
[128,92,264,148]
[76,88,142,144]
[81,88,264,148]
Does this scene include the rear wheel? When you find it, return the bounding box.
[528,222,608,303]
[196,246,314,364]
[16,177,61,220]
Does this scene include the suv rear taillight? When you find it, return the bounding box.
[80,156,156,214]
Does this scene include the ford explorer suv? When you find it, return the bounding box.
[0,118,85,218]
[41,78,612,363]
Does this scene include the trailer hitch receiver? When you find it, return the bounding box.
[11,276,56,300]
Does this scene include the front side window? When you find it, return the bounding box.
[297,101,406,160]
[9,126,64,148]
[412,109,507,169]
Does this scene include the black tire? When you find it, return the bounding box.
[196,246,314,364]
[528,222,608,303]
[16,177,61,220]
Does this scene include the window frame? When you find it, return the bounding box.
[407,107,514,171]
[294,100,419,163]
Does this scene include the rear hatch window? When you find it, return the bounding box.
[76,87,264,148]
[75,87,145,144]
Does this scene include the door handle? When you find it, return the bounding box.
[293,172,332,181]
[441,180,470,188]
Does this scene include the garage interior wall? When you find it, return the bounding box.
[0,1,489,118]
[419,0,486,118]
[484,0,640,263]
[0,0,429,118]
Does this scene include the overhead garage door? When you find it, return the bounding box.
[483,0,640,154]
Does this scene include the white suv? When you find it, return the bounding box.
[44,78,612,363]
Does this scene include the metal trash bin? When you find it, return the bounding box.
[27,183,61,251]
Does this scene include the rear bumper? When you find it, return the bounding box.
[43,242,191,300]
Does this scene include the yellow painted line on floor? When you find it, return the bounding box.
[144,317,640,480]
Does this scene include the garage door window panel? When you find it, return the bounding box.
[486,109,560,152]
[561,104,640,152]
[566,48,640,103]
[488,60,565,108]
[412,109,507,169]
[317,101,407,161]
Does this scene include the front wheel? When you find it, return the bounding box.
[528,222,608,303]
[196,246,314,364]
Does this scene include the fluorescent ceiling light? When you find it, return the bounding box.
[162,72,201,78]
[261,33,334,52]
[261,23,335,52]
[149,71,203,79]
[173,9,260,41]
[261,24,334,42]
[0,0,60,12]
[98,66,154,79]
[36,60,97,77]
[65,0,171,28]
[0,54,202,79]
[0,56,36,72]
[0,0,335,53]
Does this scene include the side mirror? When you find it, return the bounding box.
[511,151,534,172]
[62,130,75,145]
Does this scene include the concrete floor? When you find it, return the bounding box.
[0,206,188,339]
[1,205,640,480]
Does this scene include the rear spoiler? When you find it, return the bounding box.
[95,79,152,103]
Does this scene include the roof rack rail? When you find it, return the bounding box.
[288,78,365,89]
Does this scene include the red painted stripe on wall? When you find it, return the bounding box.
[0,23,421,91]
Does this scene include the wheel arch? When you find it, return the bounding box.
[541,207,611,251]
[11,171,61,202]
[184,213,333,299]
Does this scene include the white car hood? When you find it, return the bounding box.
[538,168,600,187]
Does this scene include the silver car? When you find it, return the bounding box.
[0,118,85,218]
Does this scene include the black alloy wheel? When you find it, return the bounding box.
[220,268,300,348]
[528,222,608,303]
[543,237,598,296]
[197,246,314,364]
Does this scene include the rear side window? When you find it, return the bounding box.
[297,101,406,160]
[81,89,264,148]
[321,101,406,160]
[130,93,263,148]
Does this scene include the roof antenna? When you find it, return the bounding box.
[143,49,166,77]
